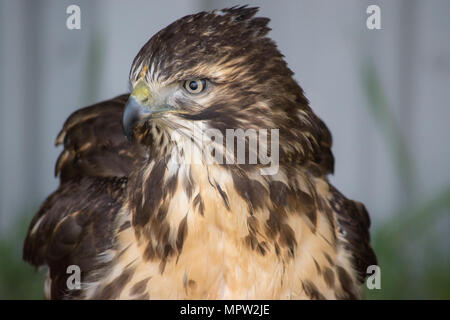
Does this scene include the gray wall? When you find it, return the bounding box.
[1,0,449,233]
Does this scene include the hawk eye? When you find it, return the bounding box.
[183,79,206,94]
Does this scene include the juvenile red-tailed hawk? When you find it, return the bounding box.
[24,6,376,299]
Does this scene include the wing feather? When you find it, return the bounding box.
[329,184,377,284]
[23,94,143,299]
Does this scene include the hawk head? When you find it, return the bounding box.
[123,6,333,176]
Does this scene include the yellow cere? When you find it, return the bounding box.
[132,79,152,105]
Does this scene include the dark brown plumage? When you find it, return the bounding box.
[23,95,144,299]
[24,6,376,299]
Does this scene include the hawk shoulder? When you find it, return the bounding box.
[23,94,142,299]
[328,184,377,284]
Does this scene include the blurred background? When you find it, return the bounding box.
[0,0,449,299]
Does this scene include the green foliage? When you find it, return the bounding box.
[361,62,450,299]
[0,213,45,299]
[364,187,450,299]
[361,63,416,193]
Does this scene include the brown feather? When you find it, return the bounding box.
[23,95,144,299]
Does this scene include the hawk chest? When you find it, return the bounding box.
[86,165,358,299]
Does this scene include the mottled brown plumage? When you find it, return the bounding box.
[23,95,145,299]
[24,6,376,299]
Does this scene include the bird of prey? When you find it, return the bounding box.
[24,6,376,299]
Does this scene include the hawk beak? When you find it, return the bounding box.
[122,80,174,140]
[122,95,151,140]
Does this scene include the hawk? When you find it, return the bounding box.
[24,6,376,299]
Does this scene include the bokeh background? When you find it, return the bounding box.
[0,0,449,299]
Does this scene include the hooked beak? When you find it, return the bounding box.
[122,80,174,140]
[122,95,151,140]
